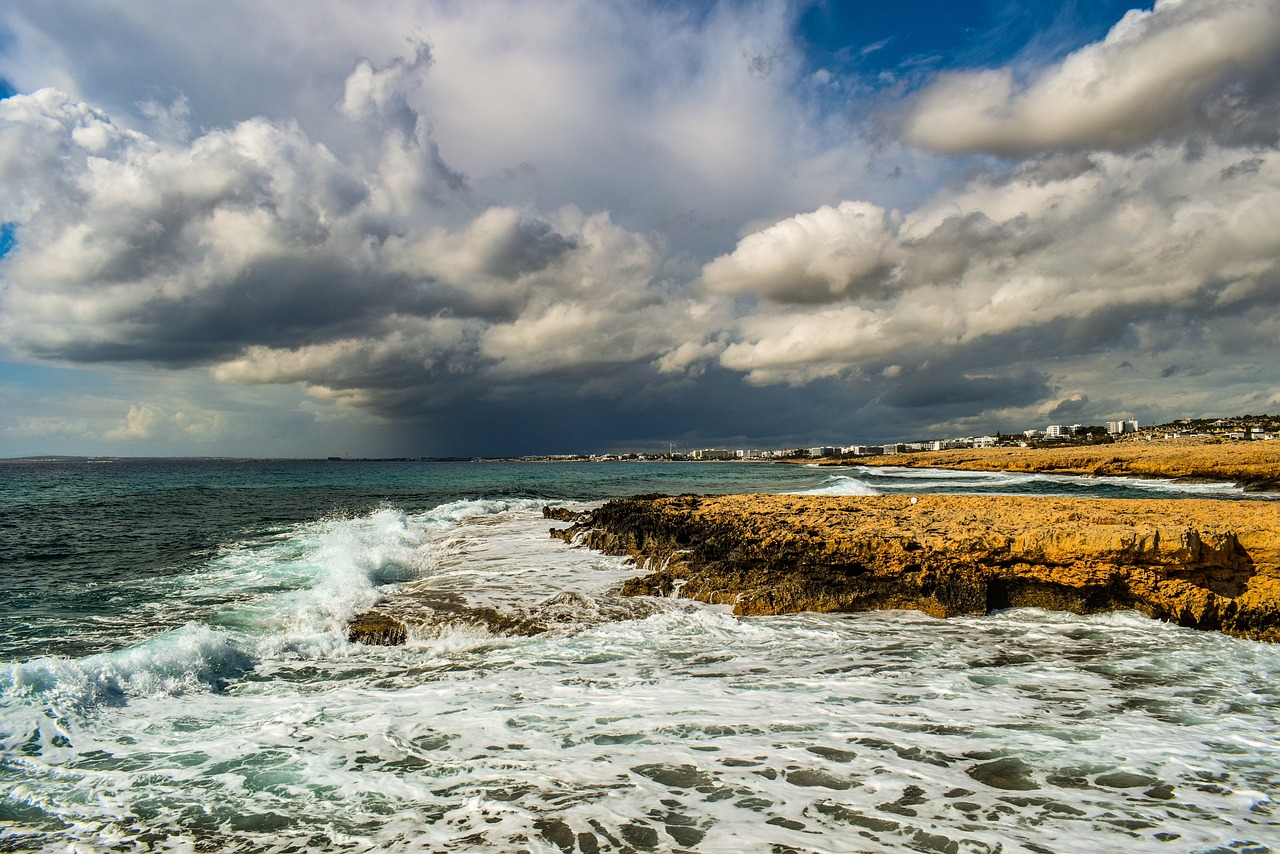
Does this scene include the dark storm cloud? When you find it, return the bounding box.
[879,366,1052,410]
[481,218,579,281]
[1045,395,1089,420]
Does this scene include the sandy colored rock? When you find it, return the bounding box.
[549,494,1280,641]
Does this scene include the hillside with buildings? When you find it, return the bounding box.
[480,414,1280,464]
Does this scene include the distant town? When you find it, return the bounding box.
[485,414,1280,463]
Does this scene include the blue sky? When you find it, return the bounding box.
[1,1,1278,457]
[799,1,1135,73]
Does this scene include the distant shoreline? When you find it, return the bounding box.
[806,437,1280,492]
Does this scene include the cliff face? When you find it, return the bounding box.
[548,494,1280,641]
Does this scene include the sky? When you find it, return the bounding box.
[1,0,1279,457]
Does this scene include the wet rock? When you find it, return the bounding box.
[346,598,540,646]
[533,818,575,852]
[765,816,806,830]
[665,823,706,846]
[631,763,715,790]
[543,505,588,524]
[811,801,900,833]
[346,611,407,645]
[784,769,852,790]
[1096,771,1158,789]
[619,821,659,849]
[910,829,960,854]
[967,757,1039,791]
[806,745,857,763]
[551,493,1280,641]
[347,588,665,646]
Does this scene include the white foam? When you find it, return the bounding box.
[1,624,253,729]
[795,474,881,496]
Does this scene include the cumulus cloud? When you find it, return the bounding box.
[710,141,1280,408]
[4,386,233,448]
[0,89,391,364]
[0,0,914,261]
[104,403,224,440]
[4,0,1280,452]
[338,41,432,128]
[903,0,1280,155]
[700,202,900,303]
[0,78,699,416]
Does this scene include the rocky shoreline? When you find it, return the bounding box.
[546,494,1280,642]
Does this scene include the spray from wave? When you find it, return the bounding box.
[0,498,553,721]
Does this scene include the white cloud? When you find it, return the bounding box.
[102,402,223,441]
[903,0,1280,155]
[700,201,900,303]
[710,143,1280,388]
[0,81,699,413]
[1,0,910,260]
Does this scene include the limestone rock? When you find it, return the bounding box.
[549,494,1280,641]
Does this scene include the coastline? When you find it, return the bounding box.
[547,493,1280,642]
[812,437,1280,491]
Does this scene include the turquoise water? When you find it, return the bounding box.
[1,459,1278,852]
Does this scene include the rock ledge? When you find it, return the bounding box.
[548,494,1280,641]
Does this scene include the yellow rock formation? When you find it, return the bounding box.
[550,494,1280,641]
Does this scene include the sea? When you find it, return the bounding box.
[2,458,1278,854]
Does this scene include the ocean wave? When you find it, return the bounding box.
[1,624,254,715]
[1,500,558,716]
[794,474,880,496]
[418,496,553,525]
[202,500,556,640]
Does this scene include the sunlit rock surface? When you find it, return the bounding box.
[549,494,1280,641]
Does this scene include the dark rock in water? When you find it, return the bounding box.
[347,596,543,646]
[543,505,589,524]
[968,757,1039,791]
[1095,771,1158,789]
[346,588,668,646]
[1241,476,1280,493]
[784,769,852,790]
[534,818,576,853]
[549,493,1280,641]
[347,611,407,645]
[631,763,716,790]
[619,821,660,849]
